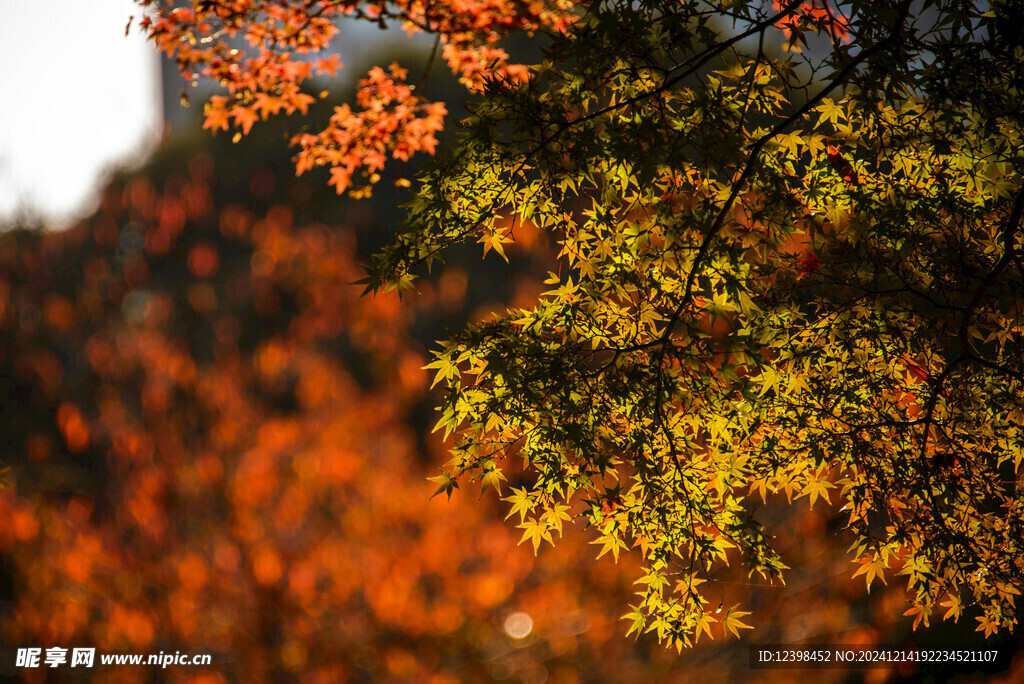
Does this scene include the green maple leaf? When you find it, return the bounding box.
[427,472,459,500]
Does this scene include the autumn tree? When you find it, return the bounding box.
[137,0,1024,650]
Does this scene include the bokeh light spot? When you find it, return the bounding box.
[503,611,533,639]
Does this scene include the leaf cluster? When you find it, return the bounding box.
[371,0,1024,648]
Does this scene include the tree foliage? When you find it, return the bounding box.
[142,0,1024,650]
[137,0,574,194]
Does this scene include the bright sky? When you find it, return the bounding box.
[0,0,161,227]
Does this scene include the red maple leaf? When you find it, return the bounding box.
[827,144,859,185]
[798,253,820,275]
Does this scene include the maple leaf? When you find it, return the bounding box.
[203,97,231,132]
[798,253,820,275]
[316,55,343,78]
[542,503,573,536]
[721,606,753,638]
[329,166,354,194]
[852,555,889,592]
[940,593,964,623]
[591,528,628,561]
[623,606,647,639]
[976,613,1000,638]
[232,106,259,135]
[798,476,834,508]
[480,464,507,495]
[693,612,716,643]
[903,602,932,630]
[502,487,536,523]
[477,230,512,262]
[826,144,859,184]
[518,518,554,554]
[428,472,459,500]
[254,92,282,119]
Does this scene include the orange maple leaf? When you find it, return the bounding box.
[316,55,343,78]
[233,106,259,135]
[203,97,231,132]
